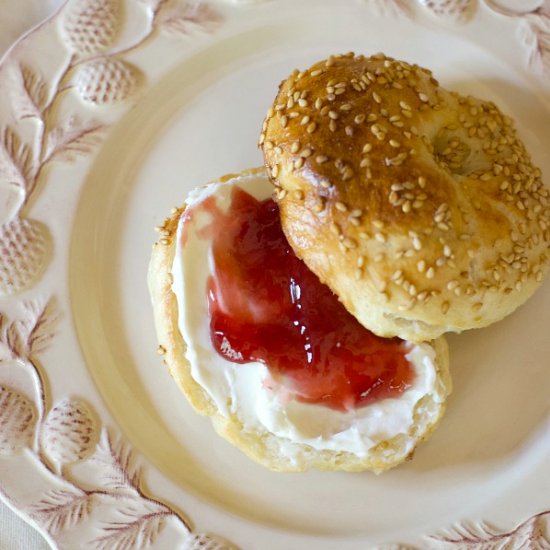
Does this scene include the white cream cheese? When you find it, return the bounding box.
[171,172,446,457]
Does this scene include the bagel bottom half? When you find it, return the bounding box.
[148,168,452,473]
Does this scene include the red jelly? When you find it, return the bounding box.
[196,187,414,412]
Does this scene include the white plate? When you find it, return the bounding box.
[0,0,549,548]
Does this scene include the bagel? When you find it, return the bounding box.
[148,169,452,472]
[260,52,550,342]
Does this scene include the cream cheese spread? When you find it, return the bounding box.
[171,172,446,457]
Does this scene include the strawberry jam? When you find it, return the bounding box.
[198,187,413,412]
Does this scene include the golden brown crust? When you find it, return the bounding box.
[260,53,550,341]
[148,168,452,473]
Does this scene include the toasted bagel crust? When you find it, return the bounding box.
[260,53,550,341]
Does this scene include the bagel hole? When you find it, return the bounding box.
[432,129,472,176]
[432,127,501,178]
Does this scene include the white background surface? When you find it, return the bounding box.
[0,3,60,548]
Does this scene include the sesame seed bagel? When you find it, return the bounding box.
[260,52,550,342]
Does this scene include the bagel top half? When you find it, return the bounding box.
[260,52,550,342]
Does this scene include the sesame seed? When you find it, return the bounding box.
[294,157,304,169]
[441,301,450,314]
[389,139,400,148]
[313,200,324,213]
[307,122,317,134]
[417,291,429,302]
[335,201,347,212]
[315,98,323,110]
[343,237,357,249]
[290,142,300,153]
[377,281,388,293]
[392,270,403,281]
[329,120,337,132]
[342,167,354,181]
[280,115,288,128]
[340,103,352,111]
[375,232,386,243]
[300,115,310,125]
[298,98,309,107]
[316,155,328,164]
[271,164,279,178]
[360,158,371,168]
[417,260,426,272]
[355,114,366,124]
[301,148,312,158]
[362,143,373,153]
[418,93,429,102]
[372,92,382,104]
[385,152,408,166]
[320,179,331,189]
[330,223,341,235]
[328,110,339,120]
[310,69,323,77]
[426,267,435,279]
